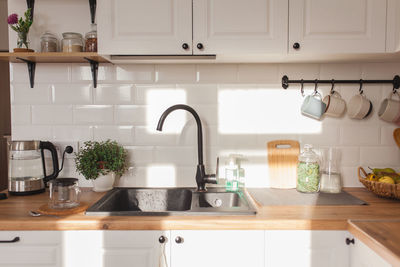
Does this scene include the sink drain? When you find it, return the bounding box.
[214,198,222,207]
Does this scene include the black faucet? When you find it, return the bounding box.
[156,104,217,191]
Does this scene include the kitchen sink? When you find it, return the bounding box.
[85,187,256,216]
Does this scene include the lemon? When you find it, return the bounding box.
[378,176,395,184]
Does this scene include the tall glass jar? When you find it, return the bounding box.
[85,24,97,52]
[297,144,320,193]
[40,32,58,52]
[62,32,84,52]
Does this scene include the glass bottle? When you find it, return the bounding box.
[40,32,58,52]
[320,147,342,193]
[297,144,320,193]
[62,32,84,52]
[225,154,245,191]
[85,23,98,52]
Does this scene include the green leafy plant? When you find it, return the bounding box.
[75,140,128,180]
[7,9,33,49]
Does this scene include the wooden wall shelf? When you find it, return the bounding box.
[0,52,109,63]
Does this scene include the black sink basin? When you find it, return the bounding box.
[86,187,256,216]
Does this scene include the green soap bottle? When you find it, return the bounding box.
[225,154,245,191]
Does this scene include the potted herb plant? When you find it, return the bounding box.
[75,140,128,192]
[7,8,33,52]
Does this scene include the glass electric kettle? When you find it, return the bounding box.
[8,140,60,195]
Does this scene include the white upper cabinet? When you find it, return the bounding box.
[288,0,387,54]
[97,0,192,55]
[193,0,288,54]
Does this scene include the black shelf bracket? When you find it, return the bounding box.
[16,57,36,88]
[84,58,99,88]
[26,0,35,21]
[282,75,400,90]
[89,0,97,24]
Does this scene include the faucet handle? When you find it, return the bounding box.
[203,157,219,185]
[216,157,219,181]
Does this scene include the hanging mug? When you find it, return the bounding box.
[378,91,400,123]
[301,81,326,120]
[347,81,373,120]
[323,81,346,117]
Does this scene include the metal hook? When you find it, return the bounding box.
[393,84,398,94]
[359,79,363,95]
[300,79,304,96]
[314,79,318,95]
[330,79,335,94]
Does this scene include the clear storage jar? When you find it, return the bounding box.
[85,24,97,52]
[62,32,84,52]
[40,32,58,52]
[48,178,80,209]
[297,144,321,193]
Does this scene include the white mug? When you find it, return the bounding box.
[348,94,372,120]
[378,92,400,122]
[323,91,346,117]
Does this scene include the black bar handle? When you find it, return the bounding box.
[346,238,355,245]
[40,141,60,183]
[0,237,20,243]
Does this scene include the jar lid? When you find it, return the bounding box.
[40,31,58,41]
[50,178,79,186]
[62,32,83,39]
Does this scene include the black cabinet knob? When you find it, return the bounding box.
[197,43,204,50]
[175,236,184,244]
[293,42,300,49]
[182,43,189,50]
[345,238,355,245]
[159,236,166,244]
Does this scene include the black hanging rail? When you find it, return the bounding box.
[282,75,400,90]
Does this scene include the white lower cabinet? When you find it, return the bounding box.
[265,230,351,267]
[350,237,391,267]
[171,230,265,267]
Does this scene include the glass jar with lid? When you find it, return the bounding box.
[85,24,97,52]
[62,32,84,52]
[40,32,58,52]
[297,144,321,193]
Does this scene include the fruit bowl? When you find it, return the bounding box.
[358,167,400,200]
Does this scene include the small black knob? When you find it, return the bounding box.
[159,236,166,244]
[293,42,300,49]
[182,43,189,50]
[346,238,355,245]
[175,236,184,244]
[197,43,204,50]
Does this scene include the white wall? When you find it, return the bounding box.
[9,62,400,188]
[7,0,400,188]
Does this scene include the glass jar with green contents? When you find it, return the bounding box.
[297,144,320,193]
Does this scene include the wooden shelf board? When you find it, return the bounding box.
[0,52,110,63]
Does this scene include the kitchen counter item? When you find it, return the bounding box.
[40,31,58,52]
[358,167,400,200]
[85,24,97,52]
[29,210,59,218]
[267,140,300,188]
[320,147,342,193]
[394,128,400,148]
[48,178,80,209]
[62,32,84,52]
[247,188,366,206]
[297,144,321,193]
[8,140,60,195]
[37,202,89,216]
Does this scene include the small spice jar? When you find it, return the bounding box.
[85,24,97,52]
[62,32,84,52]
[40,32,58,52]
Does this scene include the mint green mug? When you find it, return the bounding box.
[301,93,327,120]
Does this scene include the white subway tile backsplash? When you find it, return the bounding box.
[11,105,31,125]
[116,64,155,83]
[156,64,196,83]
[94,84,135,104]
[73,105,114,125]
[10,62,400,188]
[12,84,52,104]
[32,105,73,125]
[197,64,237,83]
[52,84,92,104]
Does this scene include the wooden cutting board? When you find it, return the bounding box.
[267,140,300,189]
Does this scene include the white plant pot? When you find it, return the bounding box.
[92,172,115,192]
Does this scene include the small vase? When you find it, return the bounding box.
[92,172,115,192]
[14,32,33,52]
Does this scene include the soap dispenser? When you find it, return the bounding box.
[225,154,245,191]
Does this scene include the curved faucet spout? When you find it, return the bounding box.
[156,104,203,165]
[156,104,215,191]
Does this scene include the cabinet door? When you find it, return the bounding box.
[0,231,62,267]
[349,237,391,267]
[265,230,350,267]
[193,0,288,55]
[64,231,171,267]
[289,0,386,54]
[98,0,192,55]
[171,230,264,267]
